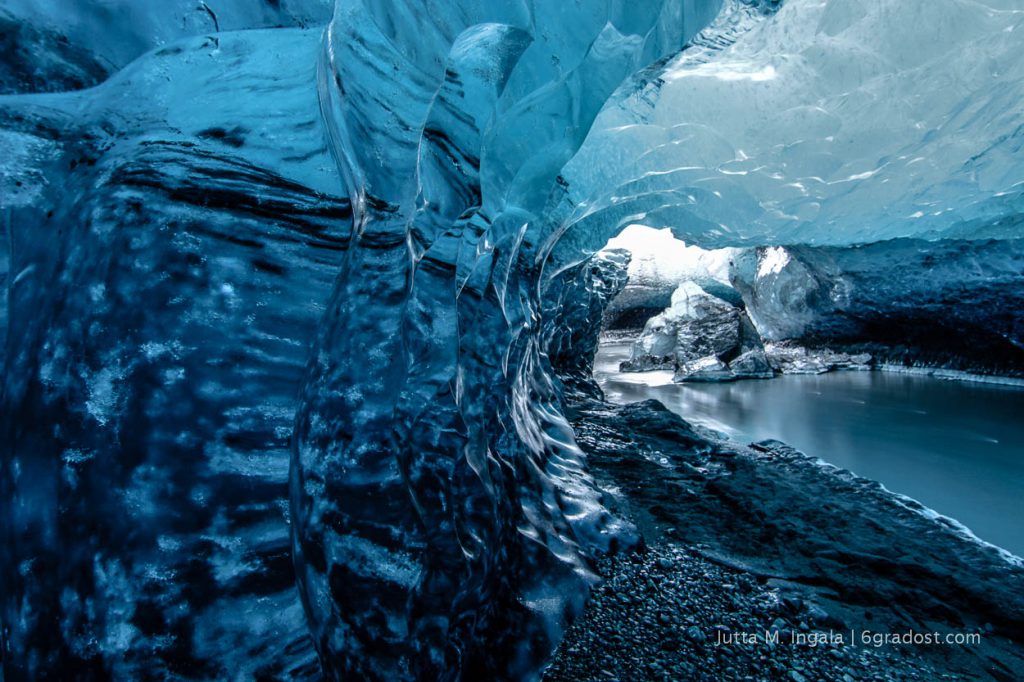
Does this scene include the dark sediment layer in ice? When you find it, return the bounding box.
[0,0,333,94]
[1,29,344,679]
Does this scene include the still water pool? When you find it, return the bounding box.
[594,341,1024,557]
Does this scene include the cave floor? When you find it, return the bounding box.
[545,398,1024,682]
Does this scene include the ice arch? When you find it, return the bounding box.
[549,0,1024,269]
[291,0,1024,678]
[290,1,730,678]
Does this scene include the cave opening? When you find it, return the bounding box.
[538,217,1024,678]
[545,223,1024,560]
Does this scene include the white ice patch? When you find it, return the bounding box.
[664,60,777,83]
[333,534,420,589]
[85,364,126,426]
[757,246,791,279]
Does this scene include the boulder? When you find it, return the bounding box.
[621,282,773,382]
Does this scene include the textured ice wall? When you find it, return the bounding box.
[1,1,729,679]
[288,3,1024,672]
[1,28,348,679]
[542,249,632,398]
[729,239,1024,374]
[291,2,726,678]
[0,0,334,93]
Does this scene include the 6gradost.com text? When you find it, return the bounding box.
[716,629,982,648]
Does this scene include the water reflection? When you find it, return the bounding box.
[594,342,1024,557]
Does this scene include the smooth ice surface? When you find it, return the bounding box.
[596,342,1024,558]
[553,0,1024,265]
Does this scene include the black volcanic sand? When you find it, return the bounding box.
[546,399,1024,681]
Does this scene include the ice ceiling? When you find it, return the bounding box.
[552,0,1024,268]
[2,0,1023,680]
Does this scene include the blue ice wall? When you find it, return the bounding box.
[0,0,333,93]
[293,2,724,677]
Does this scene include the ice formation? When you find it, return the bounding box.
[620,281,772,381]
[2,0,1024,679]
[728,239,1024,374]
[1,0,333,93]
[600,225,741,328]
[614,233,1024,378]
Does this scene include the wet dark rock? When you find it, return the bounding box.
[548,398,1024,681]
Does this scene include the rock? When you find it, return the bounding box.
[676,355,732,382]
[687,625,707,643]
[764,342,873,375]
[781,596,803,613]
[806,604,830,624]
[729,348,775,379]
[622,282,773,383]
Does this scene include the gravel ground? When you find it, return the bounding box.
[545,543,947,682]
[543,397,1024,681]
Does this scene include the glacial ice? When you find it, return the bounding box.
[552,0,1024,264]
[729,239,1024,374]
[1,0,333,93]
[2,0,1024,679]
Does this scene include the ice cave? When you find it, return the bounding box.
[2,0,1023,680]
